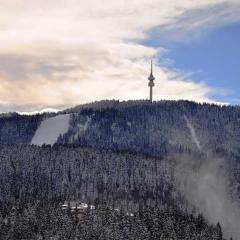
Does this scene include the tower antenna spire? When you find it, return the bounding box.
[148,60,155,102]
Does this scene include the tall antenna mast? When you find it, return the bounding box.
[148,60,155,102]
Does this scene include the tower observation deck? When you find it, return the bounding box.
[148,60,155,102]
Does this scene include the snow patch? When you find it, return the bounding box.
[31,114,70,146]
[184,115,201,151]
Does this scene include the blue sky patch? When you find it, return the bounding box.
[141,23,240,104]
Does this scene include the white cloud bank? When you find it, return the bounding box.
[0,0,239,112]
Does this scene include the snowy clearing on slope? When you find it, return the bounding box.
[31,114,70,146]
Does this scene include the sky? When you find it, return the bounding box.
[0,0,240,113]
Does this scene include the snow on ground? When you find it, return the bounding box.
[184,115,201,151]
[31,114,70,146]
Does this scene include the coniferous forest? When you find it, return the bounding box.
[0,100,240,239]
[0,145,230,239]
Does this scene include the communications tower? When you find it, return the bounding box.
[148,60,155,102]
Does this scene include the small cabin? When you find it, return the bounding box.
[61,201,95,212]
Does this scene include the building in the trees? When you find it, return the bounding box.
[61,201,95,212]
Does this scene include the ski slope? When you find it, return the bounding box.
[31,114,70,146]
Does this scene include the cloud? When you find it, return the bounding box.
[0,102,69,114]
[150,1,240,42]
[0,0,239,112]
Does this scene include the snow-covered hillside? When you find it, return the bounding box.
[31,114,70,146]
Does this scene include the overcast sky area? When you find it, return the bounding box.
[0,0,240,113]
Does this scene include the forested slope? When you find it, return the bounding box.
[59,100,240,158]
[0,144,230,240]
[1,100,240,160]
[1,100,240,239]
[0,113,44,144]
[0,145,175,206]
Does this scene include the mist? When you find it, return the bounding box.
[175,116,240,239]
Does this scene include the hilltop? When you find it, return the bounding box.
[1,99,240,159]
